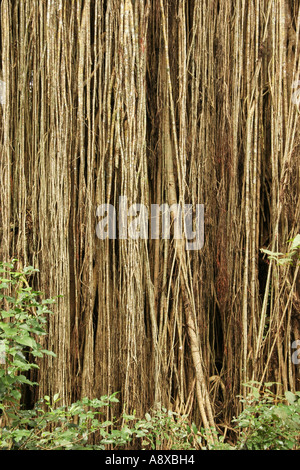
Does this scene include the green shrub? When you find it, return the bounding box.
[128,407,200,450]
[261,234,300,266]
[0,393,122,450]
[233,382,300,450]
[0,260,57,408]
[0,261,123,450]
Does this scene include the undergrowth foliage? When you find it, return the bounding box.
[233,383,300,450]
[0,261,299,450]
[0,260,56,406]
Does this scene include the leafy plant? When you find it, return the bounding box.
[0,260,57,409]
[233,382,300,450]
[0,393,121,450]
[261,234,300,266]
[0,262,143,450]
[131,406,199,450]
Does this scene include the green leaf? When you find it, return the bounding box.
[285,391,296,404]
[0,311,16,319]
[264,382,276,388]
[191,422,198,434]
[291,234,300,251]
[10,389,21,400]
[17,375,38,386]
[109,396,119,403]
[260,249,283,257]
[16,336,36,349]
[23,266,38,274]
[0,322,16,335]
[277,258,293,265]
[0,283,10,289]
[101,420,113,427]
[40,349,56,357]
